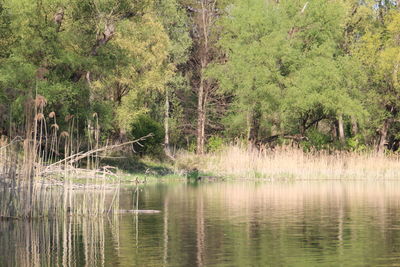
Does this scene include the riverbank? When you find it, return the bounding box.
[3,141,400,219]
[175,145,400,180]
[102,145,400,182]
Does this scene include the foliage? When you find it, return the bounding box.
[1,0,400,157]
[301,129,332,151]
[207,136,224,152]
[130,115,165,157]
[212,0,367,143]
[347,134,367,152]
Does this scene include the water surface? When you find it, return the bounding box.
[2,181,400,266]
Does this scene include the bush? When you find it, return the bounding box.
[207,136,224,152]
[130,115,165,157]
[346,134,367,152]
[302,129,331,151]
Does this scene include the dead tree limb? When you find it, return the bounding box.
[43,133,154,172]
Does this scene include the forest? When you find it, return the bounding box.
[1,0,400,158]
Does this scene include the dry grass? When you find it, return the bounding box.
[0,95,152,219]
[176,144,400,180]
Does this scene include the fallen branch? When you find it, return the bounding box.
[43,133,154,173]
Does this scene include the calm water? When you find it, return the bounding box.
[2,181,400,266]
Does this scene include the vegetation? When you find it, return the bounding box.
[176,144,400,180]
[1,0,400,158]
[0,0,399,218]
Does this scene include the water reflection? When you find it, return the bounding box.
[0,214,119,266]
[2,182,400,266]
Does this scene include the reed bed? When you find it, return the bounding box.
[0,95,151,220]
[176,144,400,180]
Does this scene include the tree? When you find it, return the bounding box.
[181,0,222,154]
[354,2,400,153]
[154,0,191,156]
[212,0,366,146]
[0,0,176,146]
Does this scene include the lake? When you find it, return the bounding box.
[1,181,400,266]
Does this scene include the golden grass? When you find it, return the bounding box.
[176,144,400,180]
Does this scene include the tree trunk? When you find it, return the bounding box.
[351,116,358,136]
[246,110,251,141]
[248,105,261,144]
[194,0,216,154]
[377,118,391,154]
[201,105,206,152]
[164,88,171,156]
[331,122,337,141]
[196,1,210,155]
[338,114,345,144]
[197,76,206,155]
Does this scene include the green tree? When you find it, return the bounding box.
[0,0,181,150]
[212,0,366,146]
[354,2,400,153]
[154,0,191,156]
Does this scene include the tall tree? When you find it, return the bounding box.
[182,0,221,154]
[212,0,366,145]
[0,0,174,144]
[155,0,191,156]
[354,2,400,153]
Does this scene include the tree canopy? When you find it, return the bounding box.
[1,0,400,155]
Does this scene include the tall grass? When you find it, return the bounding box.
[0,140,118,219]
[0,95,150,219]
[176,144,400,180]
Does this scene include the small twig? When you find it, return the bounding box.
[301,2,308,14]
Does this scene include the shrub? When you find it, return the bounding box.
[346,134,367,152]
[302,129,331,151]
[207,136,224,152]
[130,115,164,157]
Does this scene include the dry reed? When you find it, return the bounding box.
[176,144,400,180]
[0,95,152,220]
